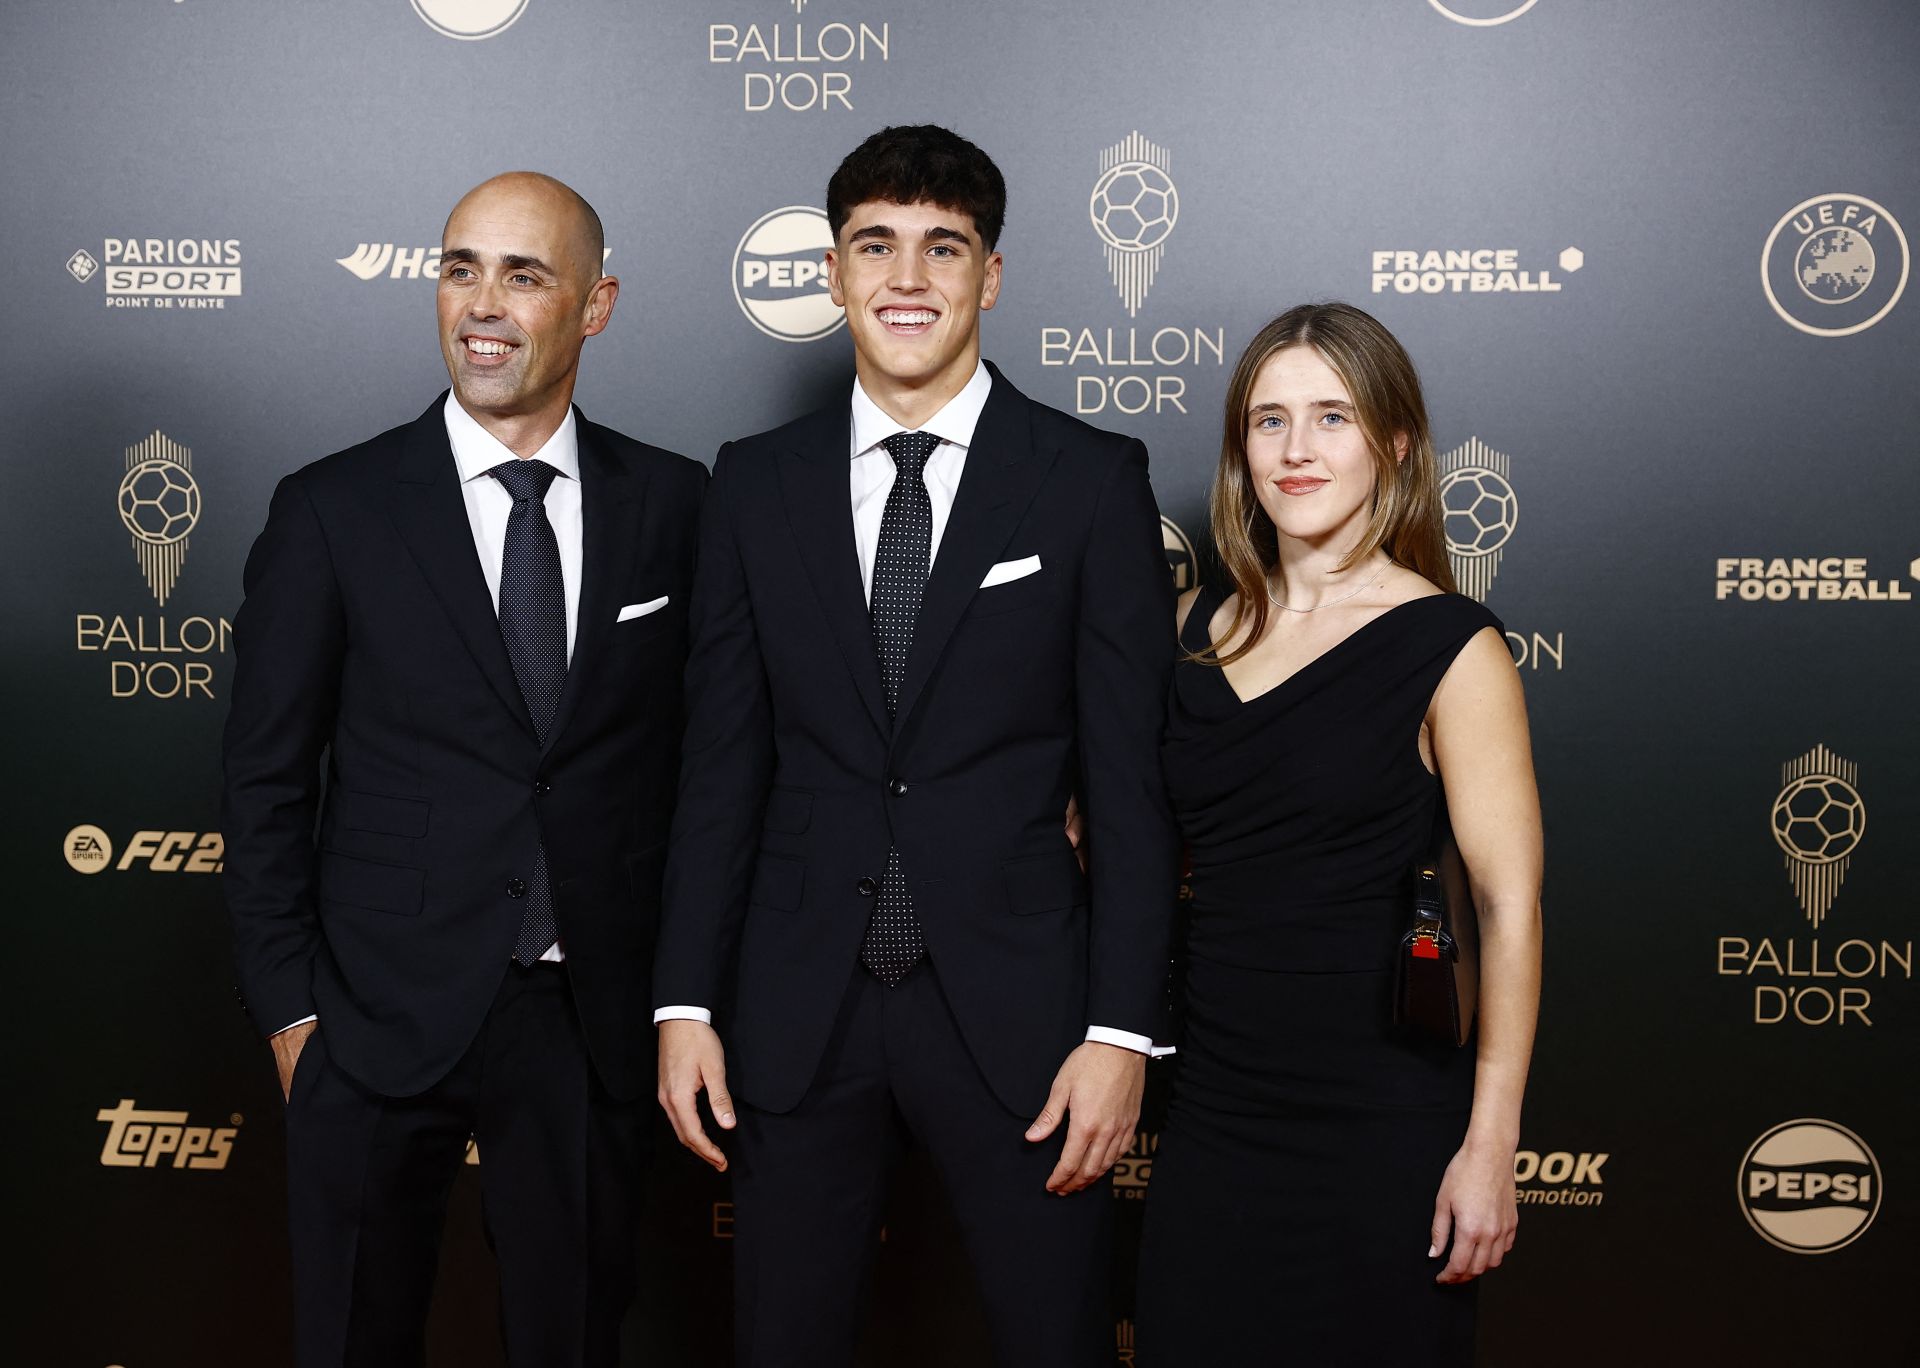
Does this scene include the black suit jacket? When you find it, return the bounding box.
[654,363,1178,1116]
[223,396,705,1100]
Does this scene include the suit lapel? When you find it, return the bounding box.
[775,406,891,739]
[547,411,647,751]
[389,396,535,739]
[892,368,1055,729]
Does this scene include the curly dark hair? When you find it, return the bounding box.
[826,124,1006,250]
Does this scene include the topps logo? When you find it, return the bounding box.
[97,1099,238,1170]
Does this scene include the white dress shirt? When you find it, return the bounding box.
[655,363,1155,1057]
[270,398,581,1033]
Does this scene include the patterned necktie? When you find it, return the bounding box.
[861,431,937,986]
[490,458,565,964]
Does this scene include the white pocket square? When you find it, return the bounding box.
[979,555,1041,588]
[616,596,669,622]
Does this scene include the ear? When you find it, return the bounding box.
[825,247,845,308]
[582,274,620,339]
[979,250,1004,312]
[1393,431,1410,464]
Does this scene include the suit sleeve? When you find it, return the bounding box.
[653,443,774,1013]
[1075,439,1179,1038]
[221,473,345,1039]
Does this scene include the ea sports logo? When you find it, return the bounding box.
[1428,0,1539,24]
[65,825,113,874]
[1092,133,1178,317]
[1763,194,1908,337]
[1738,1119,1880,1254]
[411,0,529,40]
[119,459,199,546]
[1773,744,1864,928]
[732,207,843,343]
[1437,437,1517,602]
[1161,515,1196,592]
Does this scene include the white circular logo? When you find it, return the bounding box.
[118,459,200,546]
[732,207,844,343]
[1428,0,1539,26]
[1771,773,1865,866]
[1161,515,1197,592]
[1738,1119,1881,1254]
[1090,163,1179,254]
[65,824,113,874]
[1439,466,1518,557]
[410,0,530,41]
[1762,194,1909,337]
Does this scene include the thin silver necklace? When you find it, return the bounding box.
[1265,560,1388,614]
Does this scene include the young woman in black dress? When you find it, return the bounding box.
[1136,303,1543,1366]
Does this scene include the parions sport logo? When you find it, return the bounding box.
[1762,195,1908,338]
[1738,1119,1880,1254]
[1111,1131,1157,1199]
[733,207,843,342]
[97,1099,240,1171]
[67,237,242,310]
[411,0,529,40]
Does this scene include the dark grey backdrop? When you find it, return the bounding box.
[4,0,1915,1364]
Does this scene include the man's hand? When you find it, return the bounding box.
[1064,794,1087,873]
[657,1019,735,1172]
[1025,1040,1144,1194]
[271,1020,317,1102]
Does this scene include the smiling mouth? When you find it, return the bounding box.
[1276,477,1328,495]
[877,307,939,333]
[462,336,520,365]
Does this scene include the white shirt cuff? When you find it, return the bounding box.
[653,1005,712,1025]
[1085,1024,1170,1056]
[273,1014,318,1036]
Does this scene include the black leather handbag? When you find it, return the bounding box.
[1392,801,1479,1047]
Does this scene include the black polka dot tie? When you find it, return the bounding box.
[490,457,566,964]
[861,431,935,986]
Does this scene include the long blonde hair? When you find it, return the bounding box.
[1200,302,1453,666]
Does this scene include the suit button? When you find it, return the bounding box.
[534,781,552,795]
[506,878,529,899]
[888,778,909,796]
[857,877,879,896]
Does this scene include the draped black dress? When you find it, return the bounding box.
[1136,587,1502,1367]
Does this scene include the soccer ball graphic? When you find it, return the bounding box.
[1090,163,1178,253]
[1771,775,1865,865]
[119,458,200,545]
[1439,467,1517,556]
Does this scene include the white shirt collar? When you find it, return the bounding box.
[443,392,581,485]
[850,360,992,459]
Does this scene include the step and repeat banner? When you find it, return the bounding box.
[4,1,1914,1364]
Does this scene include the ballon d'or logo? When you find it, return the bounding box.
[1438,438,1518,603]
[1091,133,1178,318]
[1771,744,1864,928]
[118,431,199,607]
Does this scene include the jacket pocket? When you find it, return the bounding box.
[319,849,425,916]
[333,789,430,838]
[1002,849,1087,916]
[748,853,806,913]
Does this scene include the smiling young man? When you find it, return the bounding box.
[223,172,704,1365]
[653,126,1179,1366]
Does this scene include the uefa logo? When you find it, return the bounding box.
[1762,195,1908,338]
[118,432,199,607]
[1738,1119,1881,1255]
[411,0,530,40]
[1438,437,1518,602]
[1772,744,1864,929]
[1161,515,1197,593]
[1091,133,1178,318]
[1428,0,1539,24]
[732,207,844,343]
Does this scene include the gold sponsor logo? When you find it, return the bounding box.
[1116,1317,1137,1366]
[96,238,242,308]
[1513,1148,1607,1208]
[1091,133,1178,318]
[707,6,891,113]
[733,207,844,343]
[62,828,224,874]
[118,432,198,607]
[1738,1119,1880,1254]
[1714,556,1912,603]
[97,1099,240,1171]
[64,824,113,874]
[1772,745,1863,929]
[1761,195,1909,338]
[1370,246,1576,295]
[1439,438,1563,671]
[1112,1131,1156,1198]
